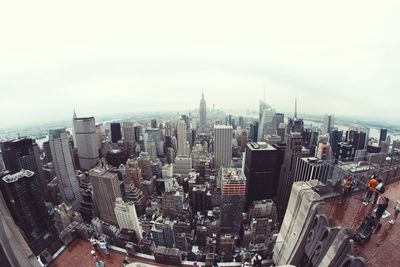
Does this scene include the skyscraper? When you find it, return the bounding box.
[125,159,142,187]
[49,128,82,210]
[111,122,122,143]
[199,92,207,133]
[114,197,143,240]
[0,138,47,197]
[89,168,122,225]
[322,115,335,134]
[122,122,135,155]
[276,132,303,212]
[258,101,276,141]
[244,142,279,208]
[1,170,51,254]
[380,128,388,142]
[177,120,190,156]
[214,125,233,168]
[249,122,259,142]
[73,114,99,170]
[220,167,246,234]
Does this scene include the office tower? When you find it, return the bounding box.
[165,121,172,137]
[125,159,142,187]
[114,197,143,239]
[294,157,330,183]
[0,182,43,267]
[249,122,259,142]
[240,130,248,152]
[80,177,94,223]
[336,142,354,162]
[346,130,366,151]
[106,149,128,167]
[380,128,388,142]
[244,142,279,208]
[146,128,163,156]
[95,123,103,152]
[42,141,53,163]
[163,190,184,219]
[315,135,331,160]
[174,156,192,177]
[110,122,122,143]
[277,123,286,142]
[134,126,142,142]
[1,170,51,254]
[146,139,157,161]
[73,115,99,170]
[274,113,284,130]
[151,119,158,128]
[138,152,153,179]
[191,185,207,213]
[220,167,246,234]
[276,132,302,212]
[49,128,82,210]
[258,101,276,141]
[177,120,190,156]
[89,168,122,225]
[199,92,207,133]
[214,125,233,168]
[323,115,335,134]
[238,116,244,129]
[122,122,135,154]
[1,138,47,197]
[330,130,343,156]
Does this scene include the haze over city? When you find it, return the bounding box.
[1,0,400,128]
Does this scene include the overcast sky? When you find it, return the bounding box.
[1,1,399,128]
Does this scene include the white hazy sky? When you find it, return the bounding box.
[1,0,399,128]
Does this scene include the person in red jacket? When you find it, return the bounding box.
[363,176,378,205]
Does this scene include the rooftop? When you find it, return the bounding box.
[323,179,400,266]
[2,170,34,183]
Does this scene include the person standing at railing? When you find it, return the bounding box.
[389,200,400,225]
[372,179,385,206]
[363,176,378,205]
[341,175,353,203]
[375,195,389,223]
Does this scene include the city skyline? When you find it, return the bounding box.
[1,1,400,128]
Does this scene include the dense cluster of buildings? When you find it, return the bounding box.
[0,93,399,267]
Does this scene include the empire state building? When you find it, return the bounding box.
[199,92,207,133]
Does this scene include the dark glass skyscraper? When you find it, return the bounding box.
[249,122,259,142]
[244,142,279,209]
[380,128,388,142]
[2,170,50,240]
[111,122,122,143]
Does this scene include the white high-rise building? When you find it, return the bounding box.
[114,197,143,239]
[177,119,190,156]
[49,128,82,210]
[323,115,335,134]
[199,92,207,133]
[214,125,233,168]
[73,113,99,170]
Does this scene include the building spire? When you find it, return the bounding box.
[73,108,77,119]
[202,90,204,99]
[294,97,298,119]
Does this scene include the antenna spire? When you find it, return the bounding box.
[294,97,298,119]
